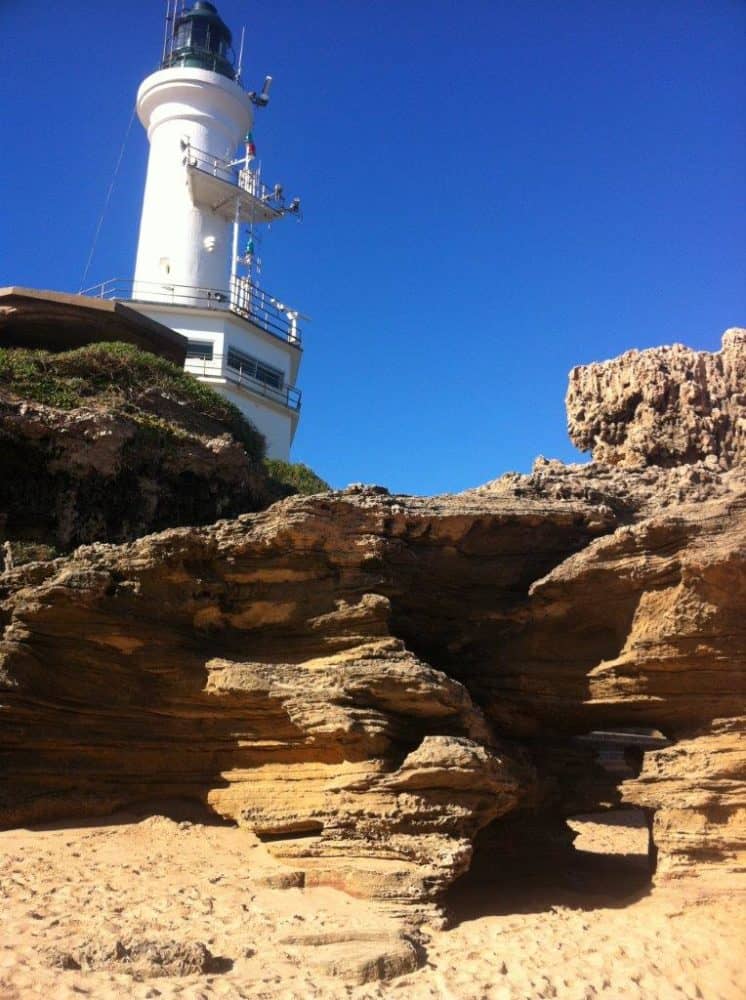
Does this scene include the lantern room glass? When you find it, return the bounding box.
[163,2,236,80]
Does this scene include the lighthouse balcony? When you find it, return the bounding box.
[82,278,303,348]
[182,142,287,224]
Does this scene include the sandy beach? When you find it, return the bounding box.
[1,806,743,1000]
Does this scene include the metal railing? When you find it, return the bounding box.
[186,353,301,411]
[183,142,284,209]
[81,278,302,347]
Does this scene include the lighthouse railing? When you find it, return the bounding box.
[81,278,303,347]
[182,142,280,206]
[186,353,302,412]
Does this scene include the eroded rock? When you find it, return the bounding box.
[0,498,546,913]
[623,717,746,884]
[45,937,223,978]
[279,931,419,984]
[567,328,745,468]
[0,389,271,551]
[493,478,746,735]
[1,328,744,913]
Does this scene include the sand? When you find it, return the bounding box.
[1,807,743,1000]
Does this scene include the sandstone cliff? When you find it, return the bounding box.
[623,717,745,885]
[0,328,744,920]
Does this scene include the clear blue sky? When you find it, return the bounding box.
[2,1,744,493]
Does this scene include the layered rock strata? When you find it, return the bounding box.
[623,717,745,885]
[0,494,559,914]
[1,328,744,915]
[492,476,746,736]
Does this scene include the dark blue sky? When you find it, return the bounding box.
[2,1,744,493]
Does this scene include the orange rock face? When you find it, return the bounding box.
[623,718,745,885]
[1,329,744,913]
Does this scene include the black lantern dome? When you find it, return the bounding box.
[162,1,236,80]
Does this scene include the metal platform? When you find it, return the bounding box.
[186,163,282,223]
[182,142,285,223]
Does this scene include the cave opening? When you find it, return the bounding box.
[447,807,656,926]
[446,728,670,923]
[565,807,654,892]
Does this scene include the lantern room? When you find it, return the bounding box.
[162,1,236,80]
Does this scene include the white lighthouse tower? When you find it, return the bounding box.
[113,1,303,458]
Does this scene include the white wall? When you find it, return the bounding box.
[221,384,295,459]
[136,306,299,386]
[222,313,299,385]
[131,303,299,460]
[134,68,252,297]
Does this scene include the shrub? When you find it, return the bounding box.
[0,342,265,461]
[264,459,330,499]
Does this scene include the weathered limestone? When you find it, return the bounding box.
[0,503,545,914]
[493,476,746,736]
[204,642,530,909]
[623,718,746,885]
[1,326,744,912]
[567,328,746,469]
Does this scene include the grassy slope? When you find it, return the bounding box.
[263,458,330,498]
[0,342,266,461]
[0,342,330,500]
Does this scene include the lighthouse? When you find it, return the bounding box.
[122,1,303,458]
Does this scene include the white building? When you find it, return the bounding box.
[88,1,304,459]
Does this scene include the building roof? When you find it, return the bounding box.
[0,287,187,366]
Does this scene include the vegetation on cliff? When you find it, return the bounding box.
[0,342,266,460]
[0,342,328,558]
[264,459,330,499]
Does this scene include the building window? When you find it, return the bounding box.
[186,340,214,360]
[227,347,284,390]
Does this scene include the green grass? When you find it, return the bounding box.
[264,459,330,498]
[0,342,265,461]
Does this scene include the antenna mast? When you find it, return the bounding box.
[236,26,246,83]
[161,0,175,65]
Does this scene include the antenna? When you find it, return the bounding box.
[161,0,175,65]
[236,26,246,83]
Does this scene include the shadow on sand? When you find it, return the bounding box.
[8,797,237,834]
[446,812,653,925]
